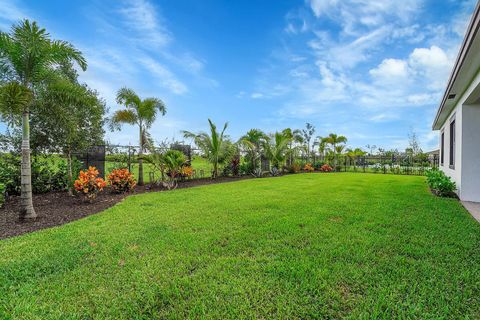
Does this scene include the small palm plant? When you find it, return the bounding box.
[183,119,231,179]
[110,88,166,185]
[263,131,292,171]
[238,129,266,173]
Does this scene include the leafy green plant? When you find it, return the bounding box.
[0,182,5,208]
[270,167,280,177]
[252,168,263,178]
[425,168,456,197]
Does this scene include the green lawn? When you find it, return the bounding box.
[1,173,479,319]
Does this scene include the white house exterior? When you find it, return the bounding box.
[433,1,480,202]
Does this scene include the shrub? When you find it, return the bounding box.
[287,163,301,173]
[320,164,333,172]
[313,162,325,170]
[252,168,263,178]
[180,166,194,179]
[74,166,107,201]
[304,163,314,172]
[0,183,5,208]
[425,168,456,197]
[270,167,280,177]
[107,168,136,193]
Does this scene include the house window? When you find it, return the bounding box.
[449,119,455,168]
[440,131,444,166]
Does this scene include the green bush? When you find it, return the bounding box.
[0,154,81,195]
[0,182,5,208]
[425,168,456,197]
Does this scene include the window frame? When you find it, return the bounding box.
[440,130,444,166]
[449,116,456,169]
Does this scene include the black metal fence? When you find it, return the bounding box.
[333,154,438,175]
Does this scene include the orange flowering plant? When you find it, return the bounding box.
[320,164,333,172]
[107,168,136,193]
[74,166,107,200]
[304,163,315,172]
[180,165,194,179]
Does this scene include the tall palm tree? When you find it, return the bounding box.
[0,20,87,219]
[110,87,166,185]
[324,133,347,171]
[263,131,292,170]
[183,119,230,179]
[238,129,266,172]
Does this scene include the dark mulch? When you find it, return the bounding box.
[0,176,253,240]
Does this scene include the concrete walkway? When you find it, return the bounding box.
[462,201,480,223]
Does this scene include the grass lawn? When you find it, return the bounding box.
[1,173,479,319]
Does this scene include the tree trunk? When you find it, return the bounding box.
[20,110,36,219]
[138,125,144,185]
[67,150,73,196]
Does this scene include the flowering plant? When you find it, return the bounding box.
[107,168,136,193]
[319,164,333,172]
[304,163,315,172]
[180,165,194,178]
[74,166,107,200]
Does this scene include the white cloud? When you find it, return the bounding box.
[369,58,409,80]
[137,56,188,95]
[0,0,29,31]
[118,0,171,47]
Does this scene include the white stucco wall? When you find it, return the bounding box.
[439,104,462,191]
[438,70,480,202]
[460,103,480,202]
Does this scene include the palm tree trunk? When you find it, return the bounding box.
[138,125,144,185]
[20,110,36,219]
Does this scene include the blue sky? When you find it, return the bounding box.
[0,0,476,151]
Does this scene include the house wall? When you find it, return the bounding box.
[461,103,480,202]
[438,70,480,202]
[439,104,462,191]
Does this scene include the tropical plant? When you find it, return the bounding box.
[252,168,263,178]
[0,182,5,208]
[346,148,366,171]
[238,129,266,173]
[304,163,314,172]
[107,168,136,193]
[110,87,166,186]
[163,150,186,189]
[183,119,231,179]
[320,164,333,172]
[263,131,292,170]
[323,133,347,171]
[270,166,280,177]
[74,166,107,201]
[0,19,87,219]
[36,79,106,194]
[180,165,194,179]
[287,162,301,173]
[425,168,456,197]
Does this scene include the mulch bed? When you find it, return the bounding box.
[0,176,253,240]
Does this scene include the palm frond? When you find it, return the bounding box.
[0,82,32,123]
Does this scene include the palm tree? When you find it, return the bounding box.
[0,20,87,219]
[183,119,230,178]
[346,148,366,171]
[324,133,348,171]
[238,129,266,172]
[263,131,292,170]
[110,87,166,185]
